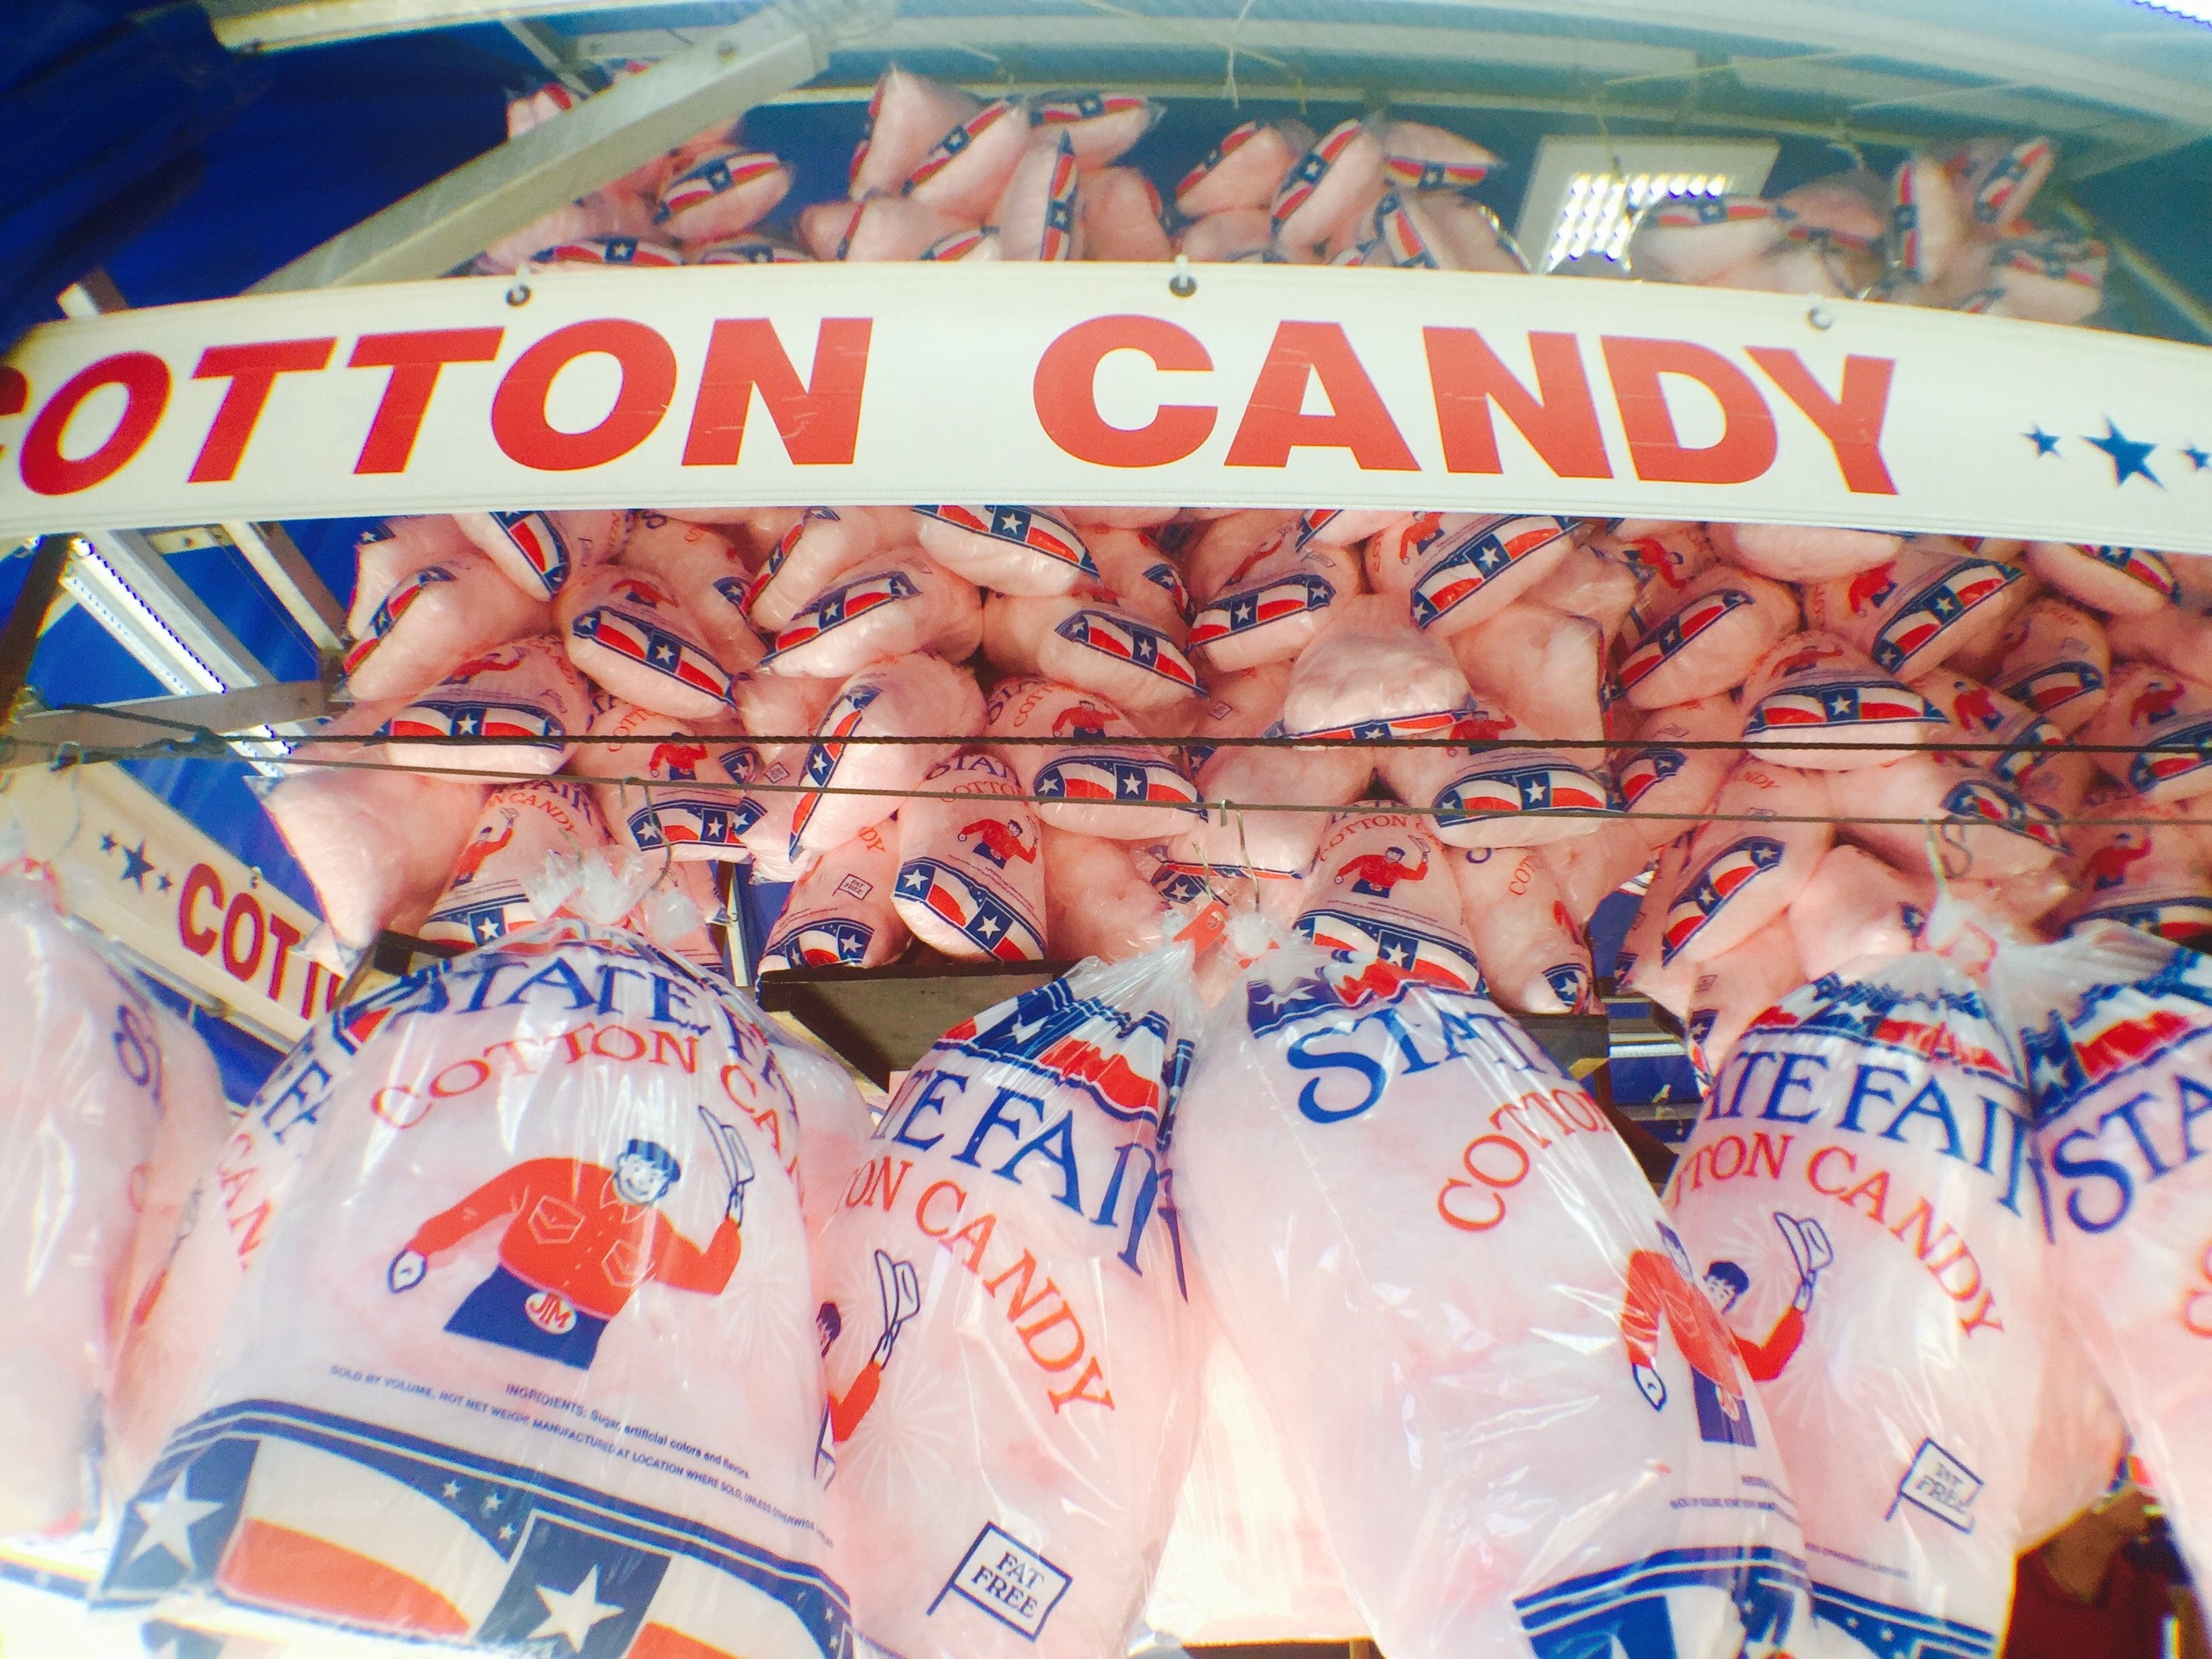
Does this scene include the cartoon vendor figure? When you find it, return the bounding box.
[389,1123,751,1371]
[1619,1217,1826,1447]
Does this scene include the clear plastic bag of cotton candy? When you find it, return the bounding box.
[812,939,1205,1659]
[1980,914,2212,1589]
[0,867,224,1542]
[1172,923,1813,1659]
[1663,902,2065,1659]
[95,910,851,1659]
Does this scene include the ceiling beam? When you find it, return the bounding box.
[249,0,887,291]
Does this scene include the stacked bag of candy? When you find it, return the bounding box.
[96,902,864,1656]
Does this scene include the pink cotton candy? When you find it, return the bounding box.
[2023,541,2179,618]
[1082,166,1172,260]
[1039,601,1203,712]
[653,147,790,246]
[618,512,767,674]
[731,745,819,885]
[1543,819,1655,925]
[342,532,550,705]
[1913,667,2093,817]
[2109,604,2212,684]
[1448,845,1596,1012]
[1270,116,1387,251]
[558,567,735,722]
[1388,701,1612,851]
[851,67,982,198]
[1282,594,1474,741]
[2083,663,2212,805]
[1617,695,1739,860]
[419,778,611,948]
[1842,751,2067,880]
[1377,119,1497,192]
[763,555,981,681]
[901,95,1030,221]
[815,949,1200,1659]
[894,748,1047,961]
[987,677,1200,840]
[1618,838,1701,1018]
[790,655,984,860]
[480,191,655,274]
[1029,88,1162,169]
[1739,632,1949,771]
[530,234,684,269]
[730,665,841,742]
[1627,196,1789,284]
[1804,540,2029,684]
[1365,190,1525,273]
[995,131,1083,261]
[1683,917,1805,1079]
[1180,664,1368,881]
[1706,240,1854,297]
[1660,759,1833,967]
[1450,601,1606,745]
[1786,844,1933,978]
[260,703,487,950]
[914,503,1097,594]
[1710,523,1902,582]
[0,880,173,1539]
[1176,942,1810,1659]
[1891,152,1969,283]
[1778,170,1889,250]
[1947,135,2056,232]
[1668,954,2045,1658]
[1543,540,1642,644]
[1175,206,1276,263]
[1189,537,1352,673]
[346,515,474,637]
[745,506,911,633]
[1185,509,1299,600]
[1143,1303,1367,1649]
[1618,564,1798,709]
[689,232,813,265]
[1295,507,1407,550]
[454,508,629,603]
[2049,793,2212,947]
[379,634,591,776]
[1598,520,1715,602]
[1978,234,2106,324]
[762,823,908,970]
[1407,514,1576,637]
[800,195,967,262]
[1041,828,1169,961]
[1298,805,1483,991]
[1084,526,1193,635]
[1175,119,1312,218]
[566,697,759,863]
[1993,597,2112,734]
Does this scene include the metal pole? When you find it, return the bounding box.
[0,536,74,726]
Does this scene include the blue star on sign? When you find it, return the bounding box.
[100,832,115,853]
[2025,427,2061,457]
[990,507,1026,540]
[119,841,155,889]
[2187,445,2210,471]
[2086,419,2160,487]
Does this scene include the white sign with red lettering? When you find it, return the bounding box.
[10,762,334,1043]
[0,264,2207,551]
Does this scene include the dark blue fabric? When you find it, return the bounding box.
[0,4,268,348]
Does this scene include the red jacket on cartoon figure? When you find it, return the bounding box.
[403,1156,740,1323]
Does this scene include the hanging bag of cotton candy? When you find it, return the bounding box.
[1664,939,2052,1659]
[94,916,847,1657]
[1173,931,1813,1659]
[813,943,1204,1659]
